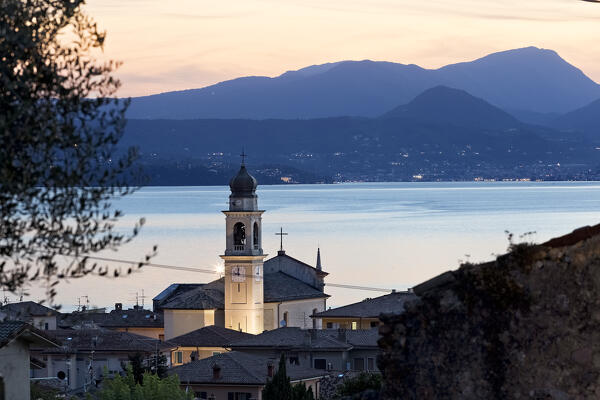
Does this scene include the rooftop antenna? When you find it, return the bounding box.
[140,289,146,308]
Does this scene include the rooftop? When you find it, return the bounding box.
[37,328,175,353]
[0,301,58,318]
[169,325,253,348]
[228,327,379,350]
[0,320,59,349]
[59,308,163,329]
[313,291,416,319]
[169,351,324,385]
[159,272,328,311]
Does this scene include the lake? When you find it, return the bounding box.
[33,182,600,311]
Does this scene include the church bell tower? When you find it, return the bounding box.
[221,161,266,334]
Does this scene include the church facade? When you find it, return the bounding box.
[153,163,329,339]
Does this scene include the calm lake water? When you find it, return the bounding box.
[38,182,600,310]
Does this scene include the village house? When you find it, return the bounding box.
[153,163,330,340]
[0,301,59,331]
[312,291,416,330]
[0,321,59,400]
[59,303,164,339]
[170,351,325,400]
[169,325,253,366]
[30,328,174,394]
[227,327,380,372]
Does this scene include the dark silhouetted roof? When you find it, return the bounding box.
[0,321,59,349]
[229,164,257,198]
[169,351,324,385]
[313,292,416,319]
[170,325,253,347]
[0,301,58,318]
[160,272,328,310]
[229,327,379,350]
[38,328,175,353]
[59,308,163,329]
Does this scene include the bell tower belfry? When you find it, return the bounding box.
[221,161,266,334]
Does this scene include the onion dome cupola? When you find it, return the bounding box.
[228,163,259,211]
[229,164,257,198]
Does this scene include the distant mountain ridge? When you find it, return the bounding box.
[126,47,600,120]
[122,84,597,185]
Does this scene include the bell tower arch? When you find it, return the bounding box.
[221,162,266,334]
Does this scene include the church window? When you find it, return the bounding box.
[312,308,318,329]
[253,222,259,249]
[283,311,289,326]
[233,222,246,249]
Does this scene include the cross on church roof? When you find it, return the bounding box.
[240,148,247,165]
[275,227,288,252]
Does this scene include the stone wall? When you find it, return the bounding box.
[378,224,600,400]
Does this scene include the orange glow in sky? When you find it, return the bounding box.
[85,0,600,97]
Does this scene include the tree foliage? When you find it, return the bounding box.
[96,365,192,400]
[263,354,315,400]
[336,372,381,398]
[0,0,153,305]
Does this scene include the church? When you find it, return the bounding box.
[153,162,330,340]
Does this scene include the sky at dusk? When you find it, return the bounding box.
[85,0,600,98]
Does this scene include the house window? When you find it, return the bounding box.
[158,334,164,341]
[283,311,288,327]
[353,358,365,371]
[367,357,375,371]
[212,351,221,356]
[173,351,183,364]
[326,322,333,329]
[195,392,208,399]
[370,321,378,328]
[228,393,252,400]
[314,359,327,370]
[351,321,358,330]
[44,322,49,330]
[312,309,318,329]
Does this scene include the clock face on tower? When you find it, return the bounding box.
[232,266,246,282]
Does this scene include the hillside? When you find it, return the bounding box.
[126,47,600,120]
[122,87,597,184]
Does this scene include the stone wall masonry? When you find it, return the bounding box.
[378,224,600,400]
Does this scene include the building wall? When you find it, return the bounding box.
[183,384,262,400]
[32,315,57,331]
[320,317,379,330]
[182,378,321,400]
[171,346,226,366]
[164,309,216,340]
[264,298,326,331]
[115,327,164,340]
[0,339,31,400]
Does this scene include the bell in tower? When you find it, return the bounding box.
[221,160,266,334]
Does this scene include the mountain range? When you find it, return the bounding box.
[120,46,600,184]
[126,47,600,120]
[123,85,599,184]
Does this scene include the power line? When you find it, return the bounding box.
[78,254,395,293]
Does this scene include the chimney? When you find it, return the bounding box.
[267,362,274,378]
[212,365,221,380]
[337,328,346,343]
[115,303,122,311]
